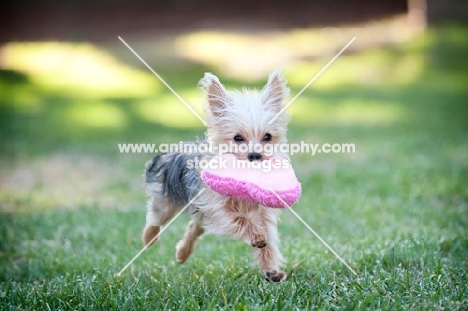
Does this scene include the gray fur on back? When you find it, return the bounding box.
[145,141,209,207]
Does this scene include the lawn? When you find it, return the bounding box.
[0,24,467,310]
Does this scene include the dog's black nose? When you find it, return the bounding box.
[248,153,262,162]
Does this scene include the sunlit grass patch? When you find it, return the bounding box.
[174,15,421,81]
[285,47,425,89]
[0,42,160,98]
[133,90,205,128]
[66,101,129,129]
[288,97,404,127]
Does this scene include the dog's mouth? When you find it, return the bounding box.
[227,153,269,162]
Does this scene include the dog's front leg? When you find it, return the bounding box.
[253,210,286,282]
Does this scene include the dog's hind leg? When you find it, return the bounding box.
[142,190,176,247]
[176,220,204,264]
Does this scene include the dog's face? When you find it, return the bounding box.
[200,70,290,161]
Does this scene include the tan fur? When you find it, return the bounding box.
[176,220,204,263]
[142,225,160,247]
[142,183,176,246]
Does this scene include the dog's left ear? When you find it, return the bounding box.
[262,69,290,111]
[199,73,227,117]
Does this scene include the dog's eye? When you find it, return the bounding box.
[262,133,272,141]
[234,135,244,142]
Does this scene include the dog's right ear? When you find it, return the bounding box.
[199,73,227,116]
[262,69,290,112]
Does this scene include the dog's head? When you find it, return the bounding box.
[200,69,290,161]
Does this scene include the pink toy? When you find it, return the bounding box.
[201,154,301,208]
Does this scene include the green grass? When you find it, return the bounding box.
[1,24,468,310]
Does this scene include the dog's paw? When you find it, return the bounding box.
[263,270,286,282]
[251,239,267,248]
[175,240,192,264]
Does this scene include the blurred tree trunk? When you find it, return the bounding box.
[425,0,468,23]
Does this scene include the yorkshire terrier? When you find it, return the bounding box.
[142,69,291,282]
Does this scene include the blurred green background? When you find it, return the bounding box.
[0,1,467,309]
